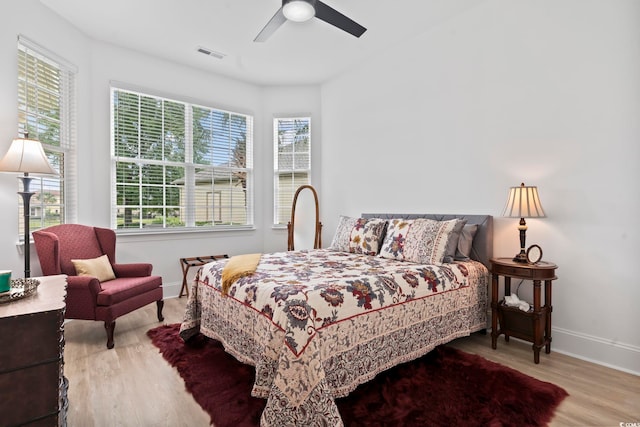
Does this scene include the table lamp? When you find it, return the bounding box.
[501,182,546,263]
[0,134,57,278]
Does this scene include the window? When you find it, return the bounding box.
[273,117,311,225]
[111,87,253,231]
[17,36,76,238]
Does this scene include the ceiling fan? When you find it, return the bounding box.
[254,0,367,42]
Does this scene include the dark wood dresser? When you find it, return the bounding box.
[0,275,67,427]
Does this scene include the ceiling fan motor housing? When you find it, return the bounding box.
[283,0,317,22]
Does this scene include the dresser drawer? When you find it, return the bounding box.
[495,265,533,278]
[0,361,61,426]
[0,310,62,371]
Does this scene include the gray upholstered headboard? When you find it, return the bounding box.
[361,213,493,270]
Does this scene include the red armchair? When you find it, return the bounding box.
[33,224,164,349]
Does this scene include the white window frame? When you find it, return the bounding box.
[273,116,311,227]
[17,35,77,240]
[110,85,254,233]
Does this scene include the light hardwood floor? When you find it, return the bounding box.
[63,298,640,426]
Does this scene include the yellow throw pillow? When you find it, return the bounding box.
[71,254,116,282]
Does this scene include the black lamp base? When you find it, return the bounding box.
[512,251,528,263]
[18,174,36,278]
[513,218,529,263]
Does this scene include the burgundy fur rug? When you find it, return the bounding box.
[148,324,567,426]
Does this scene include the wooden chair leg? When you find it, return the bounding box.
[104,321,116,349]
[156,300,164,322]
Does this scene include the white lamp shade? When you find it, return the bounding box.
[283,0,316,22]
[0,137,57,175]
[502,183,546,218]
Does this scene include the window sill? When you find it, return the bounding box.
[15,239,30,255]
[115,225,256,238]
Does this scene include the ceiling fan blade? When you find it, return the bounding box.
[314,1,367,38]
[254,7,287,42]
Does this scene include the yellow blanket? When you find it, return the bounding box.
[221,253,261,296]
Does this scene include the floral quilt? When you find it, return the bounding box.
[180,249,488,426]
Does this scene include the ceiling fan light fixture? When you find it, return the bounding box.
[283,0,315,22]
[254,0,366,42]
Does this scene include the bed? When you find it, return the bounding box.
[180,213,493,426]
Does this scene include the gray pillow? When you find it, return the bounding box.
[442,219,467,263]
[454,224,479,261]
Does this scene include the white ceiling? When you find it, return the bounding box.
[39,0,483,86]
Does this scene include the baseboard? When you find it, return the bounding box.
[163,281,182,299]
[552,326,640,376]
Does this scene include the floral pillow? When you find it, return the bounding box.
[379,218,466,264]
[329,216,387,256]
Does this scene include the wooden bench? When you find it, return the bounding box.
[179,255,229,298]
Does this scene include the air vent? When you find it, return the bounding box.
[196,46,226,60]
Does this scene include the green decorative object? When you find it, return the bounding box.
[0,271,10,293]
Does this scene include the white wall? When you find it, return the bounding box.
[0,1,321,297]
[0,1,91,278]
[86,41,267,296]
[320,0,640,374]
[260,86,322,253]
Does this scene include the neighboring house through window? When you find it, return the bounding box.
[110,86,253,231]
[17,36,76,239]
[273,117,311,226]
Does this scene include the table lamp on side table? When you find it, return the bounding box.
[0,134,57,278]
[501,182,546,263]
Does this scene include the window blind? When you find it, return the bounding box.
[17,36,76,238]
[273,117,311,225]
[111,87,253,230]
